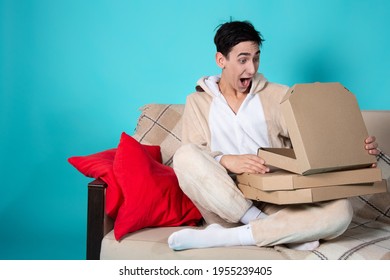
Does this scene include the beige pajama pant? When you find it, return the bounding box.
[173,143,353,247]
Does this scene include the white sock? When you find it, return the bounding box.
[287,240,320,251]
[240,205,268,224]
[168,224,255,251]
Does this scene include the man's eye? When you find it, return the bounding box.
[239,59,247,64]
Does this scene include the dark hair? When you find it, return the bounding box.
[214,20,264,57]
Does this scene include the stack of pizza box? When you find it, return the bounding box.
[237,82,387,204]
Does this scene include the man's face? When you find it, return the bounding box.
[217,41,260,93]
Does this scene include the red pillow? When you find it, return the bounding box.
[68,148,117,179]
[68,144,162,218]
[112,132,202,240]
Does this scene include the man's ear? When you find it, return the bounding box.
[215,52,226,69]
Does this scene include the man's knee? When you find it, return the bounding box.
[325,199,354,239]
[173,143,201,168]
[336,199,353,228]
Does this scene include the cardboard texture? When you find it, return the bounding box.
[236,168,382,191]
[258,82,377,175]
[237,180,387,205]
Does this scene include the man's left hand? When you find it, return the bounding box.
[365,136,379,167]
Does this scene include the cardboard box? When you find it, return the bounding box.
[258,82,377,175]
[236,168,382,191]
[237,180,387,205]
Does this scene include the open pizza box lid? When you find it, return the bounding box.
[258,82,377,175]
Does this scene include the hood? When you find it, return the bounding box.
[195,73,268,96]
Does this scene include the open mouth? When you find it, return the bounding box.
[240,78,252,88]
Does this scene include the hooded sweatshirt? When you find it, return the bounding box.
[181,73,291,158]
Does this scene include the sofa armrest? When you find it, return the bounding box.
[87,178,113,260]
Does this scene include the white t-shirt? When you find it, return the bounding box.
[205,76,269,160]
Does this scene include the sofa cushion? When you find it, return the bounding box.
[100,227,294,260]
[133,104,184,166]
[100,221,390,260]
[112,132,202,240]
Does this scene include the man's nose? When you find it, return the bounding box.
[247,61,257,75]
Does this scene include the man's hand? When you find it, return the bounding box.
[220,154,270,174]
[365,136,379,167]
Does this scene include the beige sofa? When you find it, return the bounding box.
[86,104,390,260]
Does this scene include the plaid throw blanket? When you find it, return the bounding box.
[378,151,390,166]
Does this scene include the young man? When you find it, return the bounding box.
[168,21,379,251]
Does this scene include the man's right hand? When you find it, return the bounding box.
[220,154,270,174]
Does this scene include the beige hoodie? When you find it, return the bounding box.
[181,73,292,156]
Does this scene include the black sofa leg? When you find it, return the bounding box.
[86,179,107,260]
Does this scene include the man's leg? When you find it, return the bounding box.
[250,198,353,246]
[168,199,352,251]
[173,143,254,223]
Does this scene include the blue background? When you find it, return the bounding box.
[1,0,389,259]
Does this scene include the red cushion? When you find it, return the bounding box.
[68,144,162,218]
[68,148,117,179]
[112,132,202,240]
